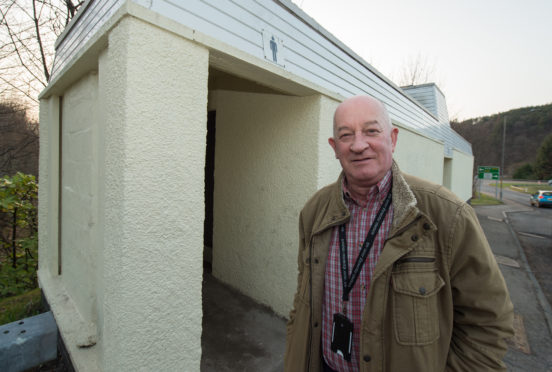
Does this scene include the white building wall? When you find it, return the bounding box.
[450,149,475,201]
[211,91,332,316]
[38,96,60,278]
[392,125,444,185]
[39,83,102,371]
[39,15,210,371]
[99,16,208,371]
[59,73,100,330]
[316,96,341,188]
[37,3,476,370]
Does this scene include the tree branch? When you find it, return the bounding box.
[32,0,50,81]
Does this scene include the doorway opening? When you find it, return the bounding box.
[443,157,452,190]
[203,110,216,274]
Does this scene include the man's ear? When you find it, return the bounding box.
[328,137,338,158]
[390,127,399,152]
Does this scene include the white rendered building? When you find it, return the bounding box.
[38,0,473,370]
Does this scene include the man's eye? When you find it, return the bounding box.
[340,133,352,139]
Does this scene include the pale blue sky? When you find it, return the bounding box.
[292,0,552,120]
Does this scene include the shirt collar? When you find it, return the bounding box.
[342,170,393,207]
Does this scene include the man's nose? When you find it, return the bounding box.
[350,134,368,153]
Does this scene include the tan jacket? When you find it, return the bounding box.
[284,162,514,372]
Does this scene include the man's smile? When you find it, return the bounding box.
[351,157,374,163]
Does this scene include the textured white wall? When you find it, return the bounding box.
[38,96,60,278]
[443,158,453,189]
[393,125,444,184]
[39,80,101,372]
[60,73,100,328]
[316,96,341,188]
[99,16,208,371]
[450,149,475,201]
[212,91,330,316]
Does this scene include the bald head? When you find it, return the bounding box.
[333,95,392,138]
[328,94,399,190]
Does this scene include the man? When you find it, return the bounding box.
[284,95,514,372]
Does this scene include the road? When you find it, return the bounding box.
[508,205,552,308]
[480,179,552,318]
[477,180,552,370]
[478,179,537,206]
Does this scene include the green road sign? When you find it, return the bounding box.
[478,166,500,180]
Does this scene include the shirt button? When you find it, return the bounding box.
[423,223,431,230]
[314,258,319,264]
[363,354,371,362]
[314,322,319,327]
[419,287,427,295]
[411,234,419,242]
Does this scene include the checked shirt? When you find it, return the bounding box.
[322,171,393,372]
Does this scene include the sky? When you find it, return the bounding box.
[290,0,552,121]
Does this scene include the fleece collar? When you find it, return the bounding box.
[389,161,419,234]
[317,161,419,236]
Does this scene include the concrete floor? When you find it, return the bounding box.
[200,273,286,372]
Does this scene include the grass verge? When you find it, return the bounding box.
[0,288,42,326]
[471,192,503,206]
[489,182,552,194]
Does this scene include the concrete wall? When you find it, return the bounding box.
[99,16,208,371]
[39,15,209,371]
[38,96,60,279]
[60,72,100,331]
[449,149,475,201]
[210,91,338,316]
[443,157,453,190]
[316,96,341,188]
[392,125,444,185]
[39,77,102,372]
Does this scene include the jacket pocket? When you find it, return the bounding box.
[391,270,445,345]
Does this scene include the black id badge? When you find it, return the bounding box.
[331,313,353,361]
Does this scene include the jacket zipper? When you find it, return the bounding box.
[396,257,435,264]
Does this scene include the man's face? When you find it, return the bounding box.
[329,97,398,189]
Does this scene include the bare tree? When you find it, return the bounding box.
[0,0,83,108]
[397,53,437,87]
[0,100,38,176]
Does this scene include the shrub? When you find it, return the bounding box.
[0,173,38,298]
[512,163,535,180]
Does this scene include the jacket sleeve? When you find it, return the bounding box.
[446,204,514,371]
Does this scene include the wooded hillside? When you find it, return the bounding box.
[451,103,552,178]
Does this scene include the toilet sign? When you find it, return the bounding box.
[262,30,285,67]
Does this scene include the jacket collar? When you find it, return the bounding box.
[312,161,420,236]
[389,161,419,235]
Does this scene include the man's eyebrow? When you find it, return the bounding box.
[335,126,351,133]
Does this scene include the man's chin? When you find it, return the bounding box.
[347,171,382,187]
